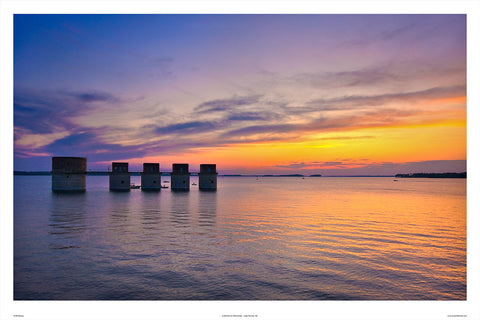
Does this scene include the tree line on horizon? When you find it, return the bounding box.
[395,172,466,178]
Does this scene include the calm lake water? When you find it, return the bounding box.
[14,175,466,300]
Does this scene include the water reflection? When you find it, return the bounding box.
[108,192,132,231]
[16,176,466,300]
[140,191,162,231]
[48,192,87,249]
[198,191,217,227]
[170,191,190,226]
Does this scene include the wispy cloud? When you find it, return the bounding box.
[220,123,298,140]
[194,95,262,114]
[306,85,465,112]
[226,111,276,122]
[293,65,400,89]
[341,22,417,48]
[14,87,120,135]
[14,87,125,163]
[62,90,118,103]
[219,107,421,142]
[153,121,219,135]
[379,23,416,41]
[292,61,466,92]
[14,79,465,169]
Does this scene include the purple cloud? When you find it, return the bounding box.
[14,87,120,134]
[195,95,262,114]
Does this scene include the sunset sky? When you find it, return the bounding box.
[13,14,466,175]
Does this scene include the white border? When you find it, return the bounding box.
[2,1,479,320]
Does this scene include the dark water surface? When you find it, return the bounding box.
[14,176,466,300]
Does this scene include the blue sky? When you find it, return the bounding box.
[13,14,467,174]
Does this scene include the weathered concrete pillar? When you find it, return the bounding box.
[52,157,87,192]
[109,162,130,191]
[141,163,161,191]
[199,164,217,190]
[171,163,190,190]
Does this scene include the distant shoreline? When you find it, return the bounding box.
[395,172,466,178]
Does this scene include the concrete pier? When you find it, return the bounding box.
[52,157,87,192]
[171,163,190,190]
[141,163,161,191]
[109,162,130,191]
[199,164,217,190]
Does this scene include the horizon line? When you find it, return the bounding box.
[13,170,467,178]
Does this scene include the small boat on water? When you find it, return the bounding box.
[163,181,169,183]
[130,184,140,189]
[192,182,197,186]
[161,185,169,189]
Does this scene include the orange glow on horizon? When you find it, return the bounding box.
[100,100,466,173]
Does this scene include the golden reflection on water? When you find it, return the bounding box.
[15,176,466,300]
[217,177,466,299]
